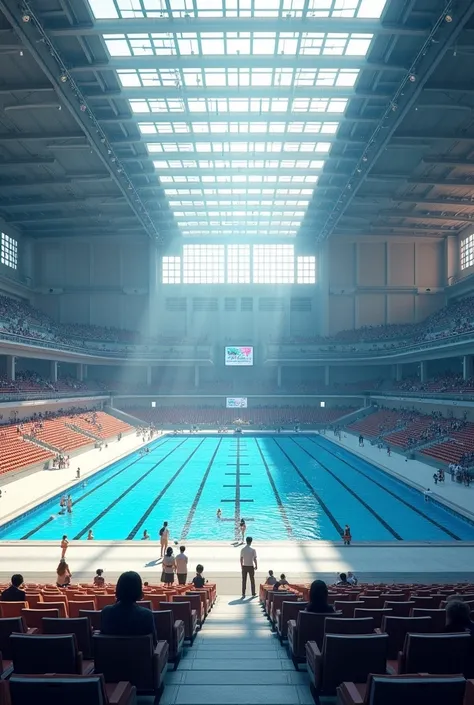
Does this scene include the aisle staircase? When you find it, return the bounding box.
[167,596,307,704]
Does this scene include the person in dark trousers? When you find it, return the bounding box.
[101,571,157,645]
[240,536,257,599]
[192,564,206,589]
[1,574,26,602]
[443,599,474,636]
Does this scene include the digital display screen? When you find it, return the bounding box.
[226,397,248,408]
[225,346,254,366]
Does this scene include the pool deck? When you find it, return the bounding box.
[0,430,473,591]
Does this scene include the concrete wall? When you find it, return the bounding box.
[327,237,445,334]
[116,395,363,409]
[33,236,150,333]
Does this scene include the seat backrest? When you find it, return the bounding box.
[364,674,467,705]
[42,594,68,606]
[0,603,28,619]
[403,632,473,677]
[21,608,60,632]
[383,601,415,617]
[35,602,67,618]
[411,608,446,632]
[333,601,363,618]
[92,634,154,690]
[381,615,433,659]
[95,595,116,610]
[410,595,438,608]
[296,611,342,650]
[357,595,384,608]
[10,633,80,674]
[324,617,374,635]
[78,610,102,631]
[0,618,26,659]
[160,601,190,620]
[136,600,152,610]
[322,633,388,694]
[148,594,167,610]
[172,595,201,619]
[24,594,43,609]
[42,617,92,660]
[278,602,308,637]
[271,593,299,614]
[8,674,111,705]
[353,608,392,629]
[152,610,173,644]
[68,601,96,618]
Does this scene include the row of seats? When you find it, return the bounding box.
[259,582,474,703]
[71,412,131,441]
[0,426,52,475]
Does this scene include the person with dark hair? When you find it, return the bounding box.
[101,571,157,645]
[240,536,257,599]
[335,572,349,586]
[444,599,474,636]
[56,559,71,588]
[273,573,289,591]
[306,580,335,614]
[175,545,188,585]
[1,574,26,602]
[266,570,277,586]
[159,521,169,558]
[161,546,176,584]
[192,564,206,589]
[93,568,105,588]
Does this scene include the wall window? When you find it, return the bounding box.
[253,244,294,284]
[297,255,316,284]
[1,233,17,270]
[461,234,474,270]
[162,256,181,284]
[227,244,250,284]
[183,244,225,284]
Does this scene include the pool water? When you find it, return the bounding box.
[1,435,473,542]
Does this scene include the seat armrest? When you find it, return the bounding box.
[26,628,39,635]
[338,682,365,705]
[397,650,404,674]
[287,619,296,635]
[305,641,322,687]
[374,628,383,634]
[108,681,136,705]
[154,640,169,658]
[76,651,83,674]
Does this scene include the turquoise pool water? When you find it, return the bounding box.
[1,435,473,542]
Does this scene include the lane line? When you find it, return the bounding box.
[291,437,402,541]
[72,438,190,540]
[272,437,343,536]
[234,436,241,541]
[310,436,461,541]
[254,438,293,539]
[20,438,170,540]
[181,438,223,540]
[126,438,207,540]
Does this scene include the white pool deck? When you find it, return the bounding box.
[0,429,473,591]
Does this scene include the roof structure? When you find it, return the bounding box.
[1,0,474,242]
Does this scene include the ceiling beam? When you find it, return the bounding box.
[424,84,474,94]
[0,158,56,166]
[0,84,55,94]
[46,18,429,37]
[353,195,474,208]
[377,209,474,223]
[0,196,126,209]
[147,152,337,162]
[135,168,323,177]
[0,174,112,189]
[113,133,365,145]
[333,225,457,234]
[8,214,139,224]
[86,86,393,100]
[137,180,315,191]
[0,132,84,142]
[364,175,474,187]
[0,0,161,241]
[68,56,407,72]
[99,111,378,124]
[393,132,474,143]
[422,156,474,167]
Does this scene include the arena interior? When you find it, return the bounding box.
[0,0,474,701]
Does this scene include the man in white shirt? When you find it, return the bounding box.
[175,545,188,585]
[240,536,257,598]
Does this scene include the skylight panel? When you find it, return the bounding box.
[104,35,131,56]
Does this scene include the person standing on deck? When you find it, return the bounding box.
[159,521,169,558]
[240,536,257,599]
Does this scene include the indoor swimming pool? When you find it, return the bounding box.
[1,434,473,542]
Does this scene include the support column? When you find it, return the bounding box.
[395,364,402,382]
[146,365,152,386]
[420,361,427,384]
[463,355,473,381]
[83,365,88,380]
[324,365,330,386]
[50,360,58,383]
[277,365,282,388]
[6,355,15,382]
[194,365,200,389]
[148,240,159,338]
[76,363,84,382]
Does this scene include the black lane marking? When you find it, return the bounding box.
[291,437,402,541]
[255,438,293,539]
[126,438,207,540]
[20,438,170,540]
[222,499,254,503]
[180,438,223,540]
[234,436,242,540]
[72,438,189,540]
[272,437,343,536]
[223,484,252,487]
[222,517,254,522]
[309,437,461,541]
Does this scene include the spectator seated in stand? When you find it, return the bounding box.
[100,571,157,645]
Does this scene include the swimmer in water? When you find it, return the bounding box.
[87,529,94,540]
[217,508,222,519]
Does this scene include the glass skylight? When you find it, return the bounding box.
[89,0,387,21]
[87,0,385,238]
